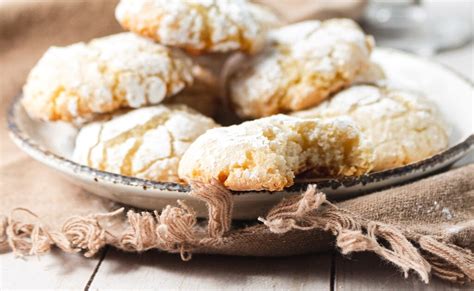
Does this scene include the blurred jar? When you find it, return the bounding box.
[363,0,473,56]
[255,0,367,23]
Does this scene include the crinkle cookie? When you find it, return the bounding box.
[178,115,373,191]
[115,0,279,54]
[22,33,194,122]
[227,19,375,118]
[73,105,218,182]
[292,85,449,171]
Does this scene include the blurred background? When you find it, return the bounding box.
[258,0,473,78]
[259,0,473,55]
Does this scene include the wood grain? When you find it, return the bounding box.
[91,249,332,290]
[0,250,100,289]
[335,252,472,291]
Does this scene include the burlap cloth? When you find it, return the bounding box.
[0,0,473,285]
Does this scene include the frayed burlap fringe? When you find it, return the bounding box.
[0,184,472,284]
[1,207,123,257]
[190,179,233,239]
[0,178,234,261]
[258,185,473,284]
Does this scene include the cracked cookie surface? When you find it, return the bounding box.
[73,105,218,182]
[227,19,375,118]
[115,0,279,54]
[178,115,373,191]
[22,33,194,122]
[292,85,449,171]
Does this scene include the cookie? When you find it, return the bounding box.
[292,85,449,171]
[115,0,279,54]
[178,115,373,191]
[227,19,375,118]
[22,33,194,122]
[73,105,218,182]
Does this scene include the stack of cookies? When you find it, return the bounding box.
[21,0,449,192]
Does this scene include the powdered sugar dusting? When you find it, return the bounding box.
[73,105,218,182]
[229,19,375,118]
[293,85,449,171]
[22,33,194,122]
[178,115,373,191]
[115,0,279,53]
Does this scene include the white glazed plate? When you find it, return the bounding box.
[8,48,474,219]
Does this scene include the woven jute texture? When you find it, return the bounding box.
[0,0,472,285]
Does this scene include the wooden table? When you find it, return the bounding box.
[1,248,473,290]
[1,44,472,291]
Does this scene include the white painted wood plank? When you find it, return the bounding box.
[335,252,472,291]
[0,250,100,289]
[91,249,332,290]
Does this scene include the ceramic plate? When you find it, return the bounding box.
[8,48,474,219]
